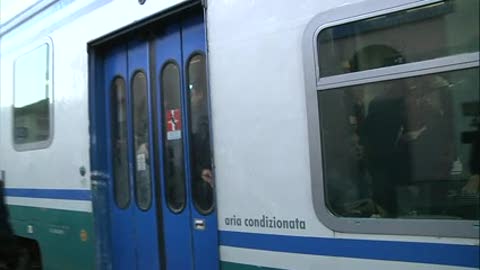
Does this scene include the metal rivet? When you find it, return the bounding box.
[79,166,86,177]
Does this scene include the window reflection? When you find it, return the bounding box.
[132,72,152,211]
[317,0,479,77]
[319,68,479,219]
[111,77,130,209]
[188,54,214,213]
[14,44,50,145]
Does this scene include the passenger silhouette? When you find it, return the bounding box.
[189,79,214,211]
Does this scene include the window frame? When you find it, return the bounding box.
[12,38,54,151]
[303,0,479,238]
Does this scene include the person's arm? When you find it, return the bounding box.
[463,135,480,194]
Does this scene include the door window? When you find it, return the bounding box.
[161,62,187,212]
[132,71,152,211]
[111,76,130,209]
[187,54,214,213]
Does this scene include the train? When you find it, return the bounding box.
[0,0,479,269]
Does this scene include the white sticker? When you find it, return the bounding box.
[166,109,182,140]
[167,130,182,140]
[136,153,146,171]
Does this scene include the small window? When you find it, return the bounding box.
[161,62,186,212]
[317,0,479,77]
[111,77,130,209]
[132,71,152,211]
[13,43,52,149]
[187,54,214,213]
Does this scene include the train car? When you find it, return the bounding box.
[0,0,479,269]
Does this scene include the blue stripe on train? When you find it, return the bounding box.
[219,231,480,268]
[4,189,478,268]
[4,188,91,201]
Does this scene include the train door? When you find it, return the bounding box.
[104,39,161,270]
[100,12,219,270]
[154,14,219,270]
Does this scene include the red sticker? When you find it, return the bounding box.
[166,109,182,132]
[166,109,182,140]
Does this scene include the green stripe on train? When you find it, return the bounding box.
[8,205,283,270]
[8,205,95,270]
[221,261,283,270]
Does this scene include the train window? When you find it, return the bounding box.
[132,71,152,211]
[187,54,214,214]
[317,0,479,77]
[305,0,480,237]
[161,62,186,212]
[319,67,479,220]
[111,77,130,209]
[13,43,52,150]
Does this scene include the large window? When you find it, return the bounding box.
[319,68,479,220]
[13,43,52,150]
[306,0,479,237]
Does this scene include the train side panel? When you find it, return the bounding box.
[207,0,479,269]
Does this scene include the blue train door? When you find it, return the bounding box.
[154,14,219,270]
[104,39,161,270]
[101,11,219,270]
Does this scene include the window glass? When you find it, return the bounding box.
[132,72,152,211]
[161,62,186,212]
[187,54,214,213]
[111,77,130,209]
[318,68,479,220]
[14,43,51,146]
[317,0,479,77]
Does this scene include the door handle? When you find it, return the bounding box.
[194,218,206,230]
[90,170,109,188]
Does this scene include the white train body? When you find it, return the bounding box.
[0,0,478,269]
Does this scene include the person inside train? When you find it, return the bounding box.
[396,75,455,181]
[189,79,214,211]
[364,81,456,216]
[348,45,408,217]
[352,45,457,217]
[358,80,408,217]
